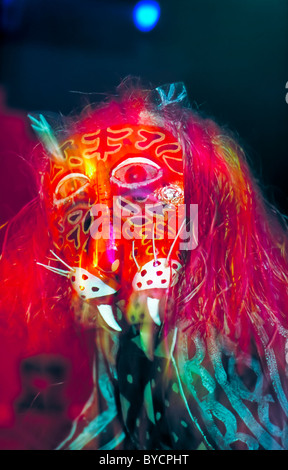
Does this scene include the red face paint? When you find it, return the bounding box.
[41,116,185,334]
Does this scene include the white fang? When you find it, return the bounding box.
[147,297,161,326]
[97,304,122,332]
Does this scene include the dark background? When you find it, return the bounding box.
[0,0,288,214]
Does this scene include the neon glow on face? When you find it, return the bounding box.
[40,117,185,341]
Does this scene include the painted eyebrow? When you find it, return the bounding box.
[54,173,90,195]
[111,157,161,177]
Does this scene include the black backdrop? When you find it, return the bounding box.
[1,0,288,213]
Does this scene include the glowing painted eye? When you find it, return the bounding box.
[111,157,163,188]
[54,173,90,201]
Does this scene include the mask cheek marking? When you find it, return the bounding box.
[132,258,182,291]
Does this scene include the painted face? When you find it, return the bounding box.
[33,108,186,353]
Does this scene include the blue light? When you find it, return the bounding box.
[133,1,160,32]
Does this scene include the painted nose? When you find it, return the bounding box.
[96,247,120,274]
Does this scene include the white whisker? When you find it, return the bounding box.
[152,222,158,264]
[36,262,71,278]
[50,250,74,271]
[165,218,186,266]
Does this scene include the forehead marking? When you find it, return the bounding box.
[135,129,166,150]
